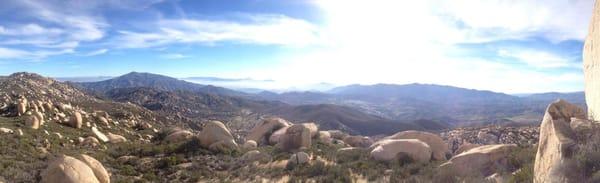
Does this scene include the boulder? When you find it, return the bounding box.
[197,121,238,152]
[75,154,110,183]
[317,131,332,143]
[382,130,449,160]
[0,128,12,134]
[97,117,109,126]
[370,139,432,163]
[343,135,374,148]
[243,140,257,149]
[455,143,481,155]
[268,126,289,145]
[106,133,127,143]
[300,122,319,138]
[70,111,83,129]
[81,137,101,147]
[92,127,109,142]
[17,100,27,116]
[534,100,584,183]
[277,124,312,152]
[440,144,518,177]
[247,117,290,145]
[40,155,100,183]
[336,147,366,161]
[25,113,40,129]
[164,130,194,143]
[32,111,44,125]
[328,130,348,140]
[288,152,310,165]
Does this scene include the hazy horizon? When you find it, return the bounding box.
[0,0,593,93]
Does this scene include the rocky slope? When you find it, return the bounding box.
[0,72,542,182]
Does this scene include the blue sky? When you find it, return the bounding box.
[0,0,595,93]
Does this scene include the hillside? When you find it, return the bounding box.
[77,72,247,97]
[266,104,450,135]
[259,83,584,126]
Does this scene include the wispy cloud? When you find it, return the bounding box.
[114,14,323,48]
[498,49,579,69]
[82,49,108,56]
[160,53,188,59]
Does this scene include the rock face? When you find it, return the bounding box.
[440,144,518,177]
[534,100,584,183]
[247,117,290,145]
[197,121,238,152]
[384,130,449,160]
[75,154,110,183]
[268,126,289,145]
[277,124,312,152]
[370,139,432,163]
[41,155,101,183]
[584,0,600,121]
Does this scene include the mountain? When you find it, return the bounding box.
[523,92,585,105]
[266,104,449,135]
[56,76,114,82]
[77,72,248,97]
[260,83,584,126]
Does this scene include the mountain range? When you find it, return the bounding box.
[70,72,585,134]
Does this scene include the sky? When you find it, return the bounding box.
[0,0,595,93]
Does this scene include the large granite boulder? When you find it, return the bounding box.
[534,100,584,183]
[382,130,449,160]
[277,124,312,152]
[164,129,194,143]
[268,126,290,145]
[247,117,290,145]
[75,154,110,183]
[440,144,518,177]
[370,139,432,163]
[197,121,238,152]
[40,155,101,183]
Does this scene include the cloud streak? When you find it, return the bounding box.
[114,14,324,48]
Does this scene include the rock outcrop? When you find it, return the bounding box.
[247,117,290,145]
[370,139,432,163]
[383,130,449,160]
[164,129,194,143]
[75,154,110,183]
[534,100,585,183]
[277,124,312,152]
[440,144,518,177]
[197,121,238,152]
[40,155,101,183]
[584,0,600,121]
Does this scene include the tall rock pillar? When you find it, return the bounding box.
[584,0,600,121]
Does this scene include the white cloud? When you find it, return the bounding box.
[0,47,74,60]
[115,14,324,48]
[0,24,63,36]
[160,53,188,59]
[223,0,590,93]
[83,49,108,56]
[0,47,30,59]
[498,49,579,69]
